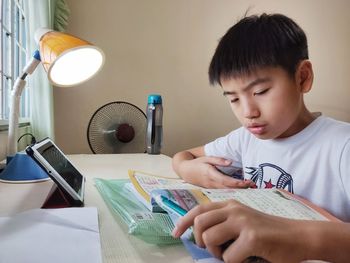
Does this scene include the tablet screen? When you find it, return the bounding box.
[37,142,83,195]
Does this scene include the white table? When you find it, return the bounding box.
[0,154,193,263]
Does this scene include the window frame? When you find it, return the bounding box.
[0,0,30,126]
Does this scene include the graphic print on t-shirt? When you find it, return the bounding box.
[246,163,294,193]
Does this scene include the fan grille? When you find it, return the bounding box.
[87,102,147,154]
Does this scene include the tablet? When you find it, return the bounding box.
[26,138,85,206]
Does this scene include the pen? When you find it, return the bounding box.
[153,194,188,216]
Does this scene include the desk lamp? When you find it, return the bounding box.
[0,28,104,182]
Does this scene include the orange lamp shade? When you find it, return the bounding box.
[38,30,104,87]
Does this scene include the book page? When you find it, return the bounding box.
[130,170,200,197]
[130,171,333,221]
[202,189,328,220]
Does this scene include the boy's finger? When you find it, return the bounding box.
[203,221,238,259]
[233,180,254,188]
[201,202,245,247]
[210,172,249,188]
[172,202,227,238]
[192,207,229,247]
[225,180,251,188]
[205,157,232,166]
[205,177,231,189]
[222,236,253,263]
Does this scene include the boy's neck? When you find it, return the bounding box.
[279,109,318,139]
[276,108,320,139]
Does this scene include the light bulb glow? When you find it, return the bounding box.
[48,46,104,87]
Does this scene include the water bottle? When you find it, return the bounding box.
[146,94,163,154]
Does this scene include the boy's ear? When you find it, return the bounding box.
[295,60,314,93]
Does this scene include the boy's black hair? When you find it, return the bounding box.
[209,13,309,85]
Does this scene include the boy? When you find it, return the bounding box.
[172,13,350,262]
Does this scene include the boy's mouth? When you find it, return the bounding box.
[246,124,266,135]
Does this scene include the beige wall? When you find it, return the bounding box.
[56,0,350,156]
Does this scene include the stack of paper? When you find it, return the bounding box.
[0,207,102,263]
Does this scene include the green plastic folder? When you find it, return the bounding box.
[94,178,180,245]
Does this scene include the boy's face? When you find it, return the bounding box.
[221,66,312,140]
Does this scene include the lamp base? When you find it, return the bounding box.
[0,153,49,183]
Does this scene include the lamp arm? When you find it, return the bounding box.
[7,51,41,156]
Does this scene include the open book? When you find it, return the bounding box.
[128,170,338,221]
[152,188,340,221]
[128,170,339,263]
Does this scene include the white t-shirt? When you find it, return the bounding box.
[204,116,350,221]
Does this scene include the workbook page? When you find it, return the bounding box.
[133,171,200,195]
[202,189,327,221]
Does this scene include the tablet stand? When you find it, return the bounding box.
[41,184,74,209]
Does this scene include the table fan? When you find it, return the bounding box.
[87,101,147,153]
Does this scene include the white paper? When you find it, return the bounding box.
[0,207,102,263]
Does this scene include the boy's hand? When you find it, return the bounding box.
[180,156,254,189]
[172,201,307,263]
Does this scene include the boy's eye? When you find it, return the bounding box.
[254,88,269,96]
[230,98,239,103]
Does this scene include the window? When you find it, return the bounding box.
[0,0,29,122]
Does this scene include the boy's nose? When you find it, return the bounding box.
[243,102,260,119]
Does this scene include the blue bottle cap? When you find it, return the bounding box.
[148,94,162,104]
